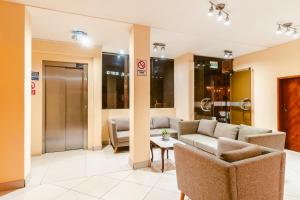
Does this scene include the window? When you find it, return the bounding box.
[102,52,129,109]
[102,54,174,109]
[150,58,174,108]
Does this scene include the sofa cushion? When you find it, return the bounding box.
[238,124,272,142]
[179,134,201,146]
[114,118,129,131]
[217,137,250,158]
[150,128,177,137]
[116,131,129,143]
[220,145,263,162]
[213,123,239,139]
[152,117,170,129]
[193,135,218,155]
[197,119,217,137]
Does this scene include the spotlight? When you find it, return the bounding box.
[153,43,166,58]
[276,22,298,38]
[208,4,214,16]
[161,46,165,52]
[71,30,93,47]
[294,30,299,38]
[224,15,230,25]
[217,11,223,21]
[118,49,125,55]
[209,2,230,25]
[276,25,282,34]
[153,45,158,52]
[161,54,165,58]
[224,50,233,59]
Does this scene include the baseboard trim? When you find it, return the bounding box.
[129,158,150,169]
[92,145,102,151]
[0,180,25,191]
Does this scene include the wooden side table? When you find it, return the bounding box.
[150,136,185,172]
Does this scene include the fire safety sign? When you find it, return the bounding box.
[136,59,147,76]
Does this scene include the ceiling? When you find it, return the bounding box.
[8,0,300,58]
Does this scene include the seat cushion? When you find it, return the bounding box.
[116,131,129,143]
[214,122,239,139]
[238,124,272,142]
[220,145,263,162]
[150,128,177,137]
[217,137,250,158]
[193,135,218,155]
[152,117,170,128]
[114,118,129,131]
[197,119,217,137]
[179,134,201,146]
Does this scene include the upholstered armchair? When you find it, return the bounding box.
[174,143,286,200]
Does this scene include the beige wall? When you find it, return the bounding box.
[31,39,102,155]
[174,53,194,120]
[102,108,176,143]
[234,39,300,130]
[0,1,31,186]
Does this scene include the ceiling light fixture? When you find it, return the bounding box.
[71,30,93,47]
[208,1,230,26]
[276,22,298,38]
[224,50,233,59]
[153,43,166,59]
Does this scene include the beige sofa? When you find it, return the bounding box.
[108,116,181,152]
[174,140,286,200]
[178,119,286,154]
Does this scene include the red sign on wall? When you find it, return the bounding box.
[136,59,147,76]
[31,81,36,95]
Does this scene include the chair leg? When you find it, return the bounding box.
[114,146,118,153]
[180,192,185,200]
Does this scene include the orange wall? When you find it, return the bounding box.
[0,1,27,183]
[234,39,300,130]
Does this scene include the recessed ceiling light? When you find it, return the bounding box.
[71,30,93,48]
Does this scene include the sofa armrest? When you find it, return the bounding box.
[178,120,199,137]
[169,118,182,130]
[107,119,118,147]
[245,132,286,151]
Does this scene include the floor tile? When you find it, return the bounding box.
[144,188,180,200]
[52,177,88,189]
[6,184,67,200]
[125,169,162,186]
[102,170,133,180]
[72,175,120,198]
[102,181,151,200]
[56,190,99,200]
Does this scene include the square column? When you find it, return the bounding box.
[129,24,150,168]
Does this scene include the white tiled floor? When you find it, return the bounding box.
[1,146,300,200]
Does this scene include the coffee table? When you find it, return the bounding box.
[150,136,185,172]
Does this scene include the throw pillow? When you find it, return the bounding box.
[216,137,250,158]
[114,118,129,131]
[213,122,239,139]
[152,116,170,129]
[197,119,217,137]
[220,145,263,162]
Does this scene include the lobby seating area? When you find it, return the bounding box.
[108,116,181,152]
[2,1,300,200]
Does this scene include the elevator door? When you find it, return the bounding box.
[45,65,86,153]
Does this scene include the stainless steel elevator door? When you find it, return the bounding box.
[45,65,85,153]
[65,68,84,150]
[45,67,66,152]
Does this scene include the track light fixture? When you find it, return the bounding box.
[276,23,298,38]
[153,43,166,58]
[208,1,230,26]
[71,30,93,47]
[224,50,233,59]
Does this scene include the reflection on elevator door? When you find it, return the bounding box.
[45,63,87,153]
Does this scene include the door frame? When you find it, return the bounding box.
[277,75,300,131]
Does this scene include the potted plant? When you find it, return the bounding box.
[162,129,170,141]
